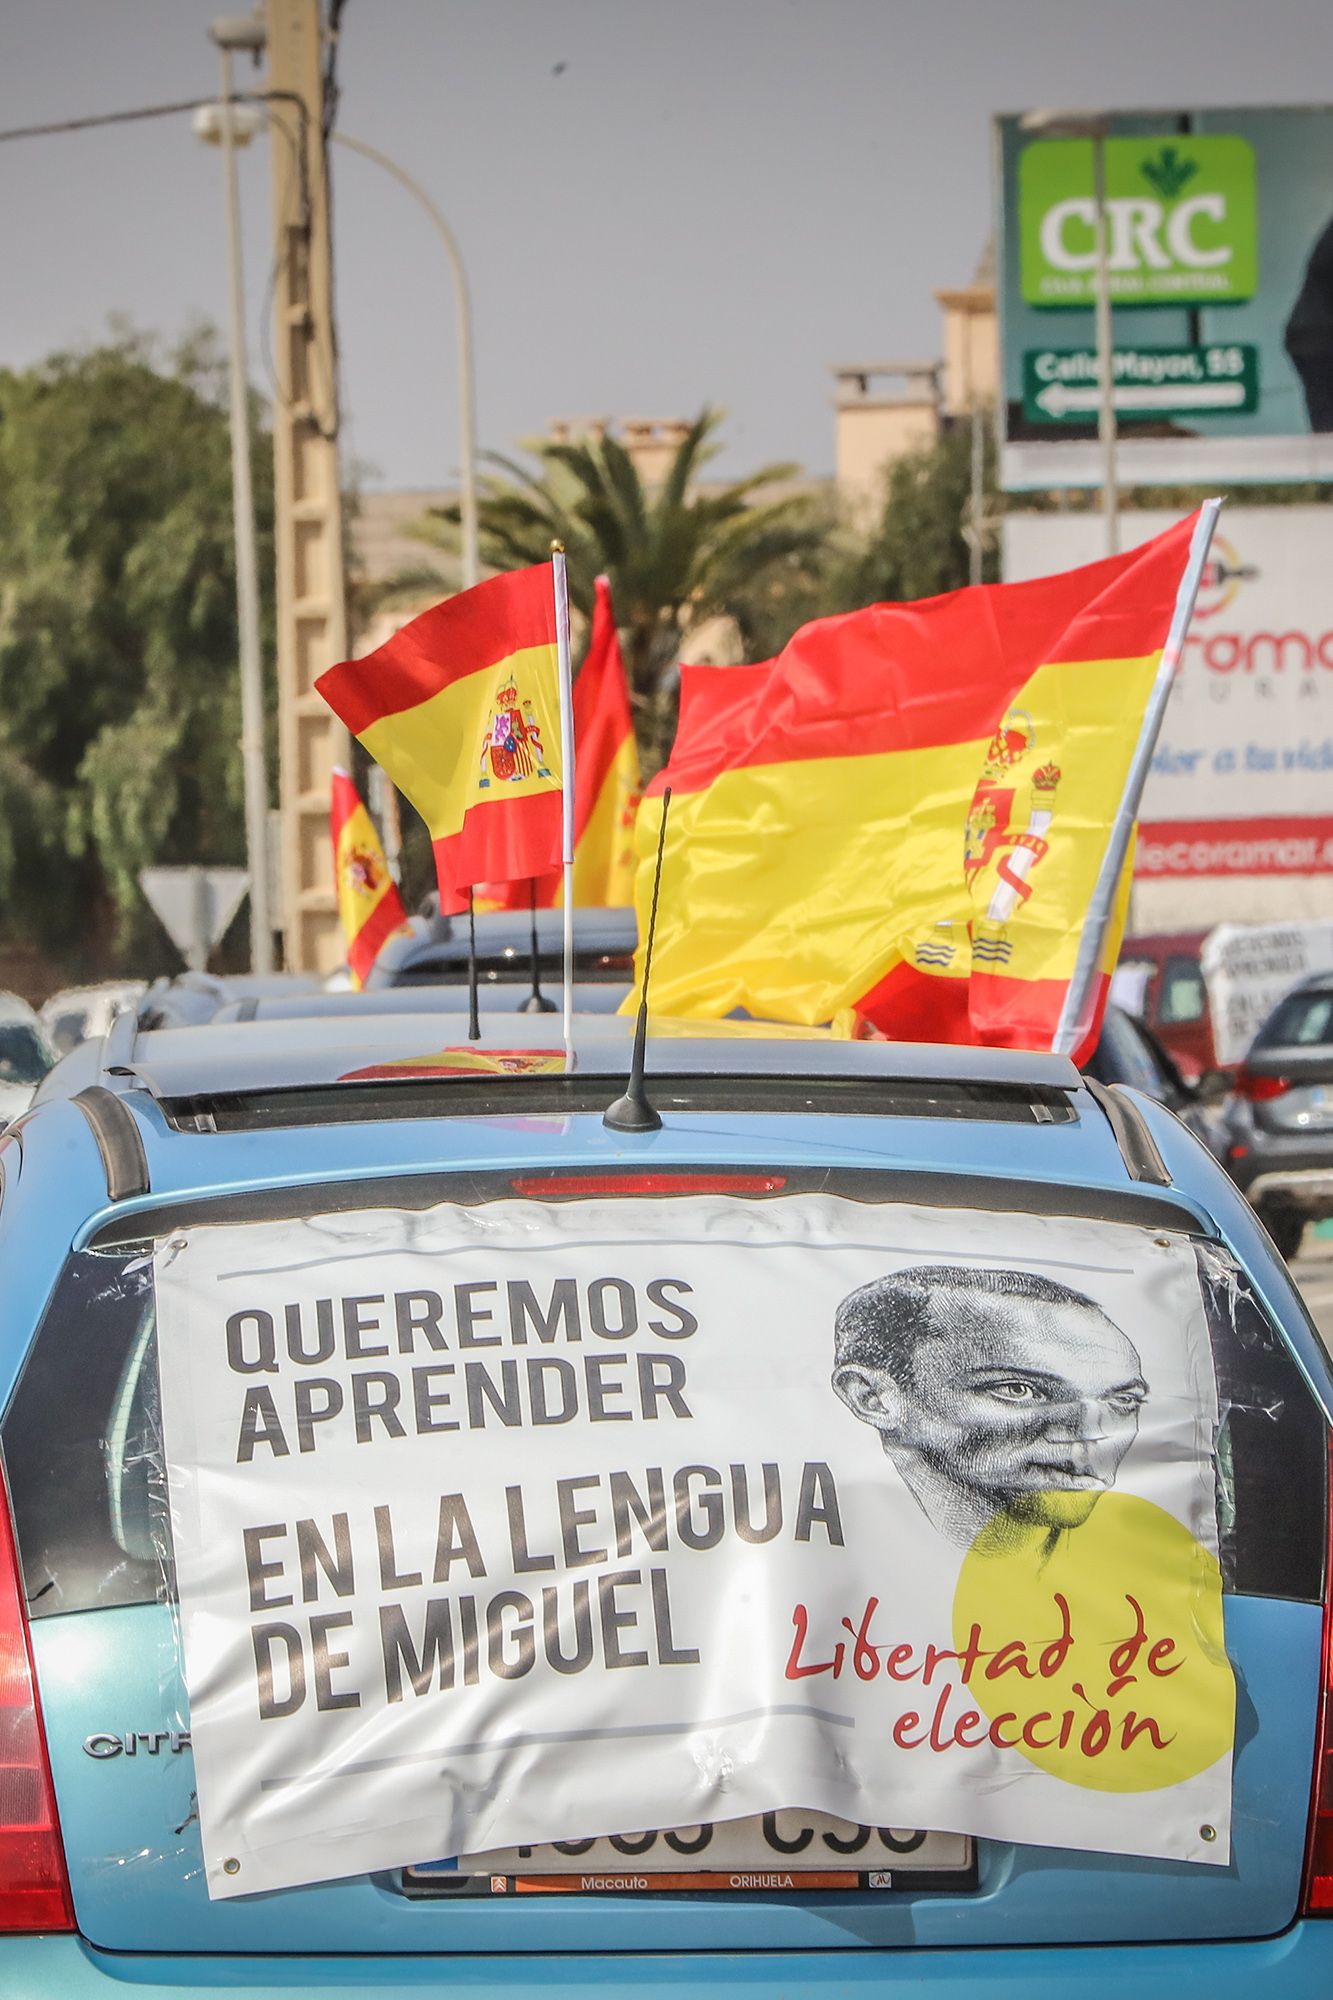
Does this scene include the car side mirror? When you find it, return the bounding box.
[1193,1067,1232,1107]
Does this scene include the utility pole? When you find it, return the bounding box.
[203,17,273,972]
[263,0,350,971]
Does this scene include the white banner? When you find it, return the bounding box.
[1202,919,1333,1063]
[155,1194,1235,1899]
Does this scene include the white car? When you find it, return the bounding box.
[38,980,145,1055]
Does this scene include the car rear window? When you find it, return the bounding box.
[1256,989,1333,1050]
[395,950,633,987]
[0,1022,53,1087]
[2,1188,1325,1621]
[1160,956,1206,1026]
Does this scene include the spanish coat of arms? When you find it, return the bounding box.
[478,679,552,788]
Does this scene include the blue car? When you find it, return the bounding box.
[1,1010,1331,1993]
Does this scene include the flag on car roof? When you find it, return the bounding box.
[330,767,408,988]
[478,575,641,910]
[317,565,564,904]
[625,515,1203,1062]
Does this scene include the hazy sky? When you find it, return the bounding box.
[3,1,1332,487]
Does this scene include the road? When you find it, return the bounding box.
[1293,1233,1333,1347]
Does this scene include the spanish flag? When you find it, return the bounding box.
[479,576,641,909]
[627,516,1201,1061]
[330,767,408,988]
[317,565,563,900]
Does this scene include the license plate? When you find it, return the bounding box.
[404,1812,975,1895]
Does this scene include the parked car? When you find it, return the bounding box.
[367,904,637,990]
[135,970,324,1030]
[204,982,627,1024]
[2,1010,1332,1987]
[1085,1004,1231,1161]
[1224,970,1333,1261]
[39,981,146,1055]
[1114,931,1217,1078]
[0,991,57,1125]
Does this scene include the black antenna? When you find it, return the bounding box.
[519,877,557,1013]
[604,786,671,1134]
[466,888,480,1041]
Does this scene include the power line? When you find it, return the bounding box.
[0,85,340,444]
[0,99,215,145]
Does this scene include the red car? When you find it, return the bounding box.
[1116,931,1218,1079]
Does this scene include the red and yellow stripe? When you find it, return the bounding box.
[626,517,1198,1060]
[318,565,563,900]
[330,767,408,988]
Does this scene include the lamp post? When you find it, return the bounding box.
[331,132,480,591]
[1020,109,1118,555]
[198,13,274,971]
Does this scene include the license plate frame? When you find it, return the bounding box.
[404,1813,976,1896]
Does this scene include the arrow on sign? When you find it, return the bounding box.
[1036,380,1249,418]
[139,867,250,972]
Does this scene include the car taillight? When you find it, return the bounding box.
[1238,1068,1290,1102]
[1303,1436,1333,1913]
[0,1464,72,1931]
[509,1172,788,1199]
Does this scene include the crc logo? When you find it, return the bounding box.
[1019,134,1257,307]
[1042,191,1223,274]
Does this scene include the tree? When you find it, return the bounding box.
[0,330,274,971]
[399,409,828,769]
[840,420,1000,609]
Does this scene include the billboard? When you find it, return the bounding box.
[1003,507,1333,931]
[997,108,1333,489]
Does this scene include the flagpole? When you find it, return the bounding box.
[551,542,577,1055]
[1051,498,1222,1058]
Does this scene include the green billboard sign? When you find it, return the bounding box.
[1019,136,1258,307]
[997,106,1333,488]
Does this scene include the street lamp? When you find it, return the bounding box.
[198,12,274,972]
[330,132,481,591]
[1020,109,1118,555]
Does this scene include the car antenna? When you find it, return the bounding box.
[466,888,481,1041]
[604,786,671,1134]
[519,877,557,1014]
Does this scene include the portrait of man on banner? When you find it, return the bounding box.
[831,1264,1149,1550]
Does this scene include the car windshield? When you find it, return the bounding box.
[1257,989,1333,1049]
[0,1021,54,1085]
[1159,957,1206,1025]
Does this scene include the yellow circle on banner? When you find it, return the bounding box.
[951,1492,1233,1793]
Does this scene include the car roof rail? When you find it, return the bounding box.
[1082,1077,1171,1187]
[100,1006,140,1077]
[71,1085,150,1200]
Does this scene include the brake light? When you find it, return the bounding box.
[1302,1436,1333,1913]
[0,1464,72,1931]
[1238,1068,1290,1102]
[510,1172,788,1199]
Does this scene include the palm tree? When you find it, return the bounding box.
[393,409,830,768]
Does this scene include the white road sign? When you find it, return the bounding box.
[139,866,250,971]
